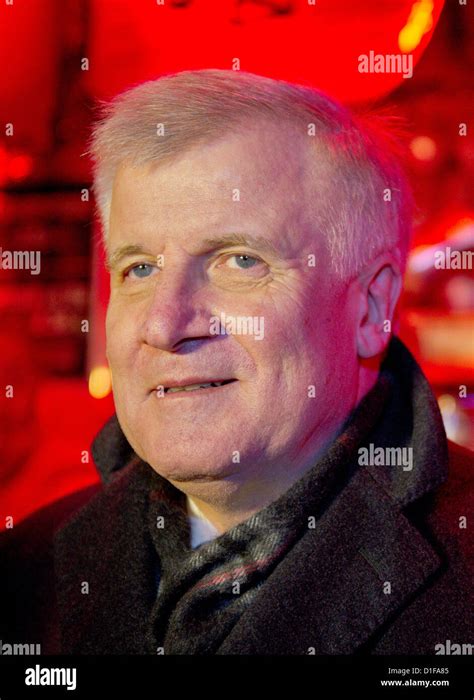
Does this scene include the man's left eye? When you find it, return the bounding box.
[124,263,157,280]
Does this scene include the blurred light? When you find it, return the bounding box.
[399,0,434,52]
[409,215,474,273]
[408,243,437,273]
[8,153,33,180]
[0,147,33,183]
[444,277,474,311]
[446,217,474,243]
[410,135,437,161]
[437,393,472,448]
[438,394,456,416]
[87,0,445,105]
[88,366,112,399]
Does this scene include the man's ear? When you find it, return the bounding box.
[355,256,403,359]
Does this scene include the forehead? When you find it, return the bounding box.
[109,122,332,249]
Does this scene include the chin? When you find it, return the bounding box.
[149,460,237,485]
[138,441,240,482]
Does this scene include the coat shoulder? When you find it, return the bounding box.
[0,482,102,649]
[0,483,102,562]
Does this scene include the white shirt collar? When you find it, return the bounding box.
[186,496,220,549]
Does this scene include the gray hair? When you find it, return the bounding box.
[88,68,412,279]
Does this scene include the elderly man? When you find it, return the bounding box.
[1,70,472,656]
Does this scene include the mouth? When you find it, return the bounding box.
[158,378,238,396]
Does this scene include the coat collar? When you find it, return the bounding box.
[54,337,449,654]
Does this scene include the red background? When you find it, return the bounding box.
[0,0,472,528]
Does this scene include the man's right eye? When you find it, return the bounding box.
[124,263,158,281]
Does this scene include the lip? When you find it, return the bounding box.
[154,379,238,399]
[155,377,236,390]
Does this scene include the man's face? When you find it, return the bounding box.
[106,123,360,497]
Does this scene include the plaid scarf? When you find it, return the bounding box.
[144,372,392,655]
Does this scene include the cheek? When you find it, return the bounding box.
[105,305,120,362]
[288,303,355,385]
[105,302,137,369]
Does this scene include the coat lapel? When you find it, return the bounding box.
[53,458,157,654]
[216,466,442,655]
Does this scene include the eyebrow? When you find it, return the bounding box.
[106,233,282,271]
[106,244,151,271]
[201,233,281,257]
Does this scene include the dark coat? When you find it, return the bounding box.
[1,338,473,655]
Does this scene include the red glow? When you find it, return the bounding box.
[8,153,34,180]
[86,0,444,103]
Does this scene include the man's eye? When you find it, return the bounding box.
[124,263,157,280]
[224,254,263,270]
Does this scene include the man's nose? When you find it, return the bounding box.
[142,267,213,352]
